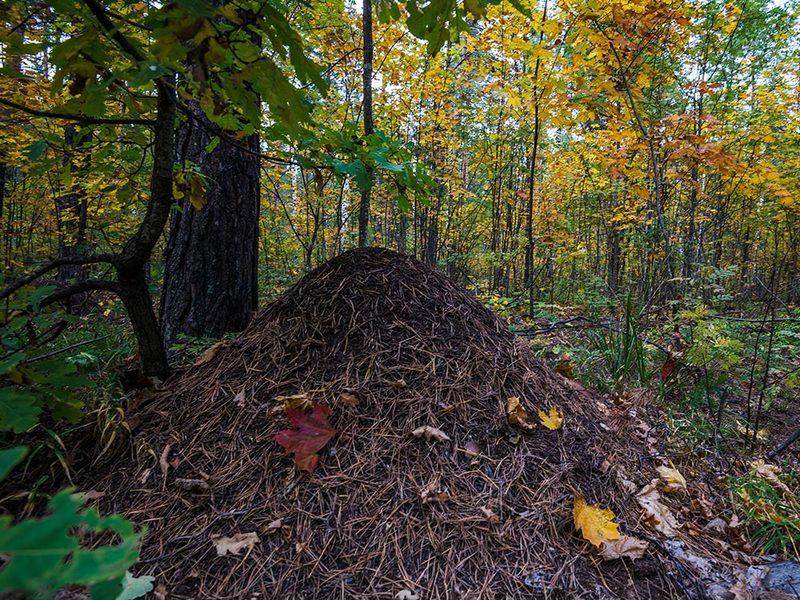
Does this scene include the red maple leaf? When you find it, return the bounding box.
[274,402,336,472]
[660,357,676,382]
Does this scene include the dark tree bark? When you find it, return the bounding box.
[160,102,260,343]
[358,0,374,247]
[56,125,90,288]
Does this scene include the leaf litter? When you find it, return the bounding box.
[93,248,740,598]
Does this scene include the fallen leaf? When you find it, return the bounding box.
[340,392,359,407]
[395,591,419,600]
[636,483,680,537]
[411,425,451,442]
[537,406,564,430]
[573,497,621,547]
[233,387,246,407]
[264,518,283,533]
[555,354,574,379]
[506,396,536,431]
[599,535,649,561]
[656,465,687,494]
[159,444,171,488]
[750,460,794,497]
[274,392,313,413]
[480,506,500,523]
[736,421,768,441]
[274,402,336,472]
[79,490,105,501]
[194,340,226,366]
[420,480,449,504]
[212,532,259,556]
[660,356,676,382]
[464,440,481,456]
[175,478,210,493]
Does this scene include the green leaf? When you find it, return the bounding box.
[26,140,48,161]
[28,285,56,311]
[0,352,26,375]
[0,447,27,482]
[115,572,155,600]
[0,490,142,597]
[0,388,41,433]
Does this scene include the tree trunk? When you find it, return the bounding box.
[160,101,260,343]
[118,265,169,379]
[56,125,89,288]
[358,0,374,247]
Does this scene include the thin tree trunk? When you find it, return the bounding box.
[358,0,374,247]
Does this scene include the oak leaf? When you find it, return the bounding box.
[537,406,564,430]
[274,402,336,472]
[212,532,259,556]
[573,497,621,547]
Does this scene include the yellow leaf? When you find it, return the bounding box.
[656,465,687,494]
[506,396,536,431]
[537,406,564,430]
[573,497,621,547]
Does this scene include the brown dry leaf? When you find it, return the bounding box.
[506,396,536,431]
[656,465,687,494]
[212,532,260,556]
[599,535,649,561]
[537,406,564,430]
[464,440,481,456]
[340,392,359,407]
[411,425,451,442]
[736,421,768,441]
[175,478,210,493]
[636,483,680,537]
[420,481,449,504]
[573,497,621,547]
[159,444,171,488]
[480,506,500,523]
[274,392,313,413]
[750,460,794,497]
[264,518,283,533]
[194,340,226,366]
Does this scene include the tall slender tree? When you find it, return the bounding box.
[358,0,374,247]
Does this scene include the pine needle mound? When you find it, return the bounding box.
[104,248,681,599]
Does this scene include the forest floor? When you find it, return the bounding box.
[5,252,798,599]
[506,301,800,565]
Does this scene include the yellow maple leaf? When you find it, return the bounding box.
[538,406,564,430]
[573,497,621,547]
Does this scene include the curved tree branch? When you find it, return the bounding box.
[0,254,117,301]
[0,98,153,126]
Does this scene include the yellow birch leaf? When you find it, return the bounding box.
[573,497,621,547]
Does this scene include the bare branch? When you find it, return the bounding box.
[0,98,154,126]
[0,254,115,300]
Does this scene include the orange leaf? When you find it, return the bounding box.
[274,403,336,472]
